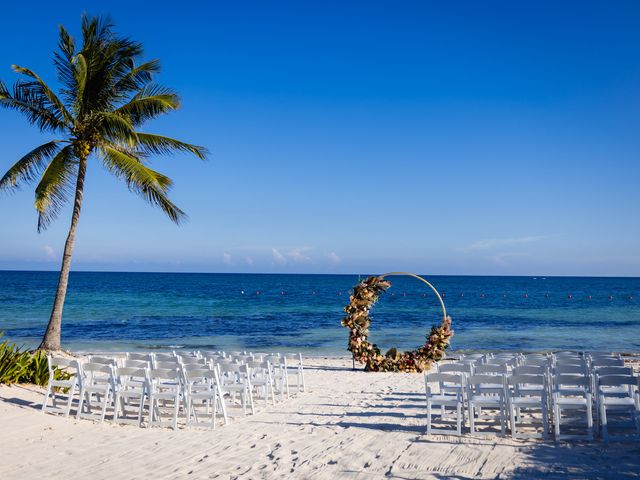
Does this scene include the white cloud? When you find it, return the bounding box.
[245,256,254,266]
[463,235,547,252]
[288,247,312,263]
[327,252,341,265]
[222,252,232,265]
[271,248,286,265]
[43,245,56,261]
[488,252,530,266]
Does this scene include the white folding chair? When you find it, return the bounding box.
[507,374,549,439]
[183,367,222,429]
[77,363,114,422]
[42,356,81,418]
[247,360,276,405]
[217,363,255,416]
[284,353,306,393]
[147,368,181,429]
[467,374,507,436]
[126,352,153,362]
[552,374,594,441]
[113,367,147,426]
[597,375,640,442]
[424,373,465,435]
[266,355,289,400]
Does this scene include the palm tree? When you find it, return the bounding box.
[0,15,207,351]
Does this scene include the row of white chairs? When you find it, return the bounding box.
[426,352,639,442]
[41,351,305,430]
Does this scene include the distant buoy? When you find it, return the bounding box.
[338,291,342,296]
[256,291,260,295]
[503,294,507,298]
[480,293,485,298]
[567,294,572,299]
[545,293,549,298]
[241,290,245,295]
[524,293,528,298]
[609,295,614,300]
[281,291,285,295]
[460,293,464,297]
[587,295,592,299]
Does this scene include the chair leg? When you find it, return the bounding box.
[587,402,594,440]
[469,402,476,435]
[64,386,75,418]
[426,400,432,435]
[510,404,517,439]
[601,403,608,443]
[76,388,86,419]
[42,382,52,413]
[100,391,109,422]
[248,387,255,415]
[138,395,146,426]
[456,402,462,436]
[554,405,561,439]
[172,395,179,430]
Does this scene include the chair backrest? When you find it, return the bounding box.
[121,359,149,369]
[467,374,506,394]
[183,367,216,384]
[87,355,117,366]
[425,372,463,386]
[113,367,147,389]
[521,357,550,367]
[153,352,176,362]
[594,366,633,377]
[126,352,152,362]
[513,365,547,376]
[591,357,624,367]
[474,364,507,375]
[553,374,590,389]
[48,356,80,381]
[82,362,114,385]
[597,374,640,388]
[508,374,547,388]
[179,356,206,365]
[437,363,473,375]
[48,356,80,370]
[553,365,587,376]
[155,360,180,369]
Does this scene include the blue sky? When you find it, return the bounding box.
[1,1,639,276]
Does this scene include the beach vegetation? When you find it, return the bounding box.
[0,15,207,350]
[0,333,70,385]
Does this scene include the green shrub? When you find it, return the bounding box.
[0,333,71,386]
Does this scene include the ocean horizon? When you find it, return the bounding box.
[1,270,639,354]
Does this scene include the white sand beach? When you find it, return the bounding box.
[1,356,639,479]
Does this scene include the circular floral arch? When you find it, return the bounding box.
[341,272,453,372]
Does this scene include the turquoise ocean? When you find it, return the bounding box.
[1,271,639,354]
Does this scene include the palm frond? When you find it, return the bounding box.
[0,81,68,133]
[0,141,63,191]
[34,145,77,232]
[115,84,179,126]
[95,112,136,144]
[99,144,185,223]
[135,133,208,160]
[113,59,160,93]
[11,65,75,127]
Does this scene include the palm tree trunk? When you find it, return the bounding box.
[39,154,88,351]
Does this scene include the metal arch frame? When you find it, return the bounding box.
[379,271,448,321]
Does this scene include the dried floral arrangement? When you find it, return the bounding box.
[341,274,453,372]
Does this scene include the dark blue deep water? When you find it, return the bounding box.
[1,271,639,353]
